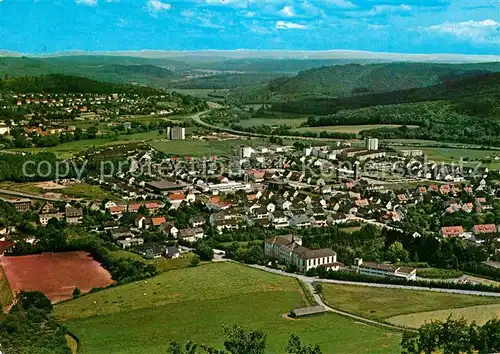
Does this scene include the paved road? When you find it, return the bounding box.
[247,264,500,298]
[0,188,61,202]
[190,111,342,143]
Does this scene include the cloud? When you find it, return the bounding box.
[276,20,307,30]
[75,0,97,5]
[147,0,171,12]
[367,4,412,15]
[427,19,500,44]
[280,5,295,17]
[329,0,356,9]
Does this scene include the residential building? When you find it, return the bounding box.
[473,224,497,235]
[178,227,204,242]
[440,226,465,238]
[169,127,186,140]
[7,199,32,213]
[352,258,417,280]
[65,206,83,225]
[364,137,379,151]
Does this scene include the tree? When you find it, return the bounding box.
[386,241,409,263]
[190,255,200,267]
[286,335,323,354]
[313,283,323,295]
[245,245,264,264]
[223,325,267,354]
[18,291,53,314]
[196,241,214,261]
[72,287,81,299]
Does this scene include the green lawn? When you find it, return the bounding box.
[321,283,500,324]
[150,138,270,157]
[54,263,401,354]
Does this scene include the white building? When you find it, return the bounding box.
[169,127,186,140]
[352,258,417,280]
[239,145,254,158]
[264,235,341,272]
[364,138,379,151]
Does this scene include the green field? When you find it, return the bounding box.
[150,138,269,156]
[387,304,500,328]
[10,131,163,158]
[293,124,418,135]
[236,117,307,129]
[321,283,500,325]
[54,263,401,354]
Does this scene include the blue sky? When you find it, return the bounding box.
[0,0,498,55]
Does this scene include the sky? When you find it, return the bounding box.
[0,0,498,55]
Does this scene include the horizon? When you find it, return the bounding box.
[0,0,499,56]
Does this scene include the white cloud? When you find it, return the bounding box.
[367,4,412,15]
[244,11,256,18]
[182,9,195,17]
[427,19,500,44]
[329,0,356,9]
[280,5,295,17]
[276,20,307,30]
[147,0,171,12]
[75,0,97,6]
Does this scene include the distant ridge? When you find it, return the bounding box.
[1,49,499,63]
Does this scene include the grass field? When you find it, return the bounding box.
[11,131,163,158]
[109,249,201,273]
[321,284,500,325]
[387,304,500,328]
[236,117,307,129]
[150,138,269,156]
[293,125,418,135]
[54,263,401,354]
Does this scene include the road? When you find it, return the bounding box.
[246,264,500,297]
[0,188,61,202]
[190,111,343,143]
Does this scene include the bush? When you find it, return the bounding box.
[417,268,463,279]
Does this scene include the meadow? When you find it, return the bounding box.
[236,117,307,129]
[387,304,500,328]
[54,262,401,354]
[321,283,500,326]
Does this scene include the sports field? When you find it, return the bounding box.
[321,283,500,326]
[55,263,401,354]
[1,251,114,303]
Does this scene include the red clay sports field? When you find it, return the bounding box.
[1,251,114,303]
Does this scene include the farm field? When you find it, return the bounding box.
[54,262,401,354]
[387,304,500,328]
[321,283,500,324]
[1,251,114,303]
[292,124,418,134]
[150,138,270,156]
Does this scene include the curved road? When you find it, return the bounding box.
[190,111,342,143]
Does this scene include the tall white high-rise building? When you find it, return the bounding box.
[169,127,186,140]
[364,138,379,151]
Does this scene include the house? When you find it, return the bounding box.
[135,244,166,259]
[213,218,240,234]
[352,258,416,280]
[440,226,465,238]
[264,235,341,272]
[473,224,497,235]
[167,192,186,209]
[110,227,135,240]
[65,206,83,225]
[178,227,204,242]
[268,211,289,229]
[189,215,206,228]
[117,238,144,249]
[39,202,64,226]
[109,205,127,216]
[150,216,166,227]
[161,222,179,238]
[165,246,180,259]
[355,199,369,207]
[7,199,32,213]
[289,214,311,229]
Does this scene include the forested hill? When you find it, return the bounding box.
[271,72,500,116]
[268,62,500,99]
[0,73,165,95]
